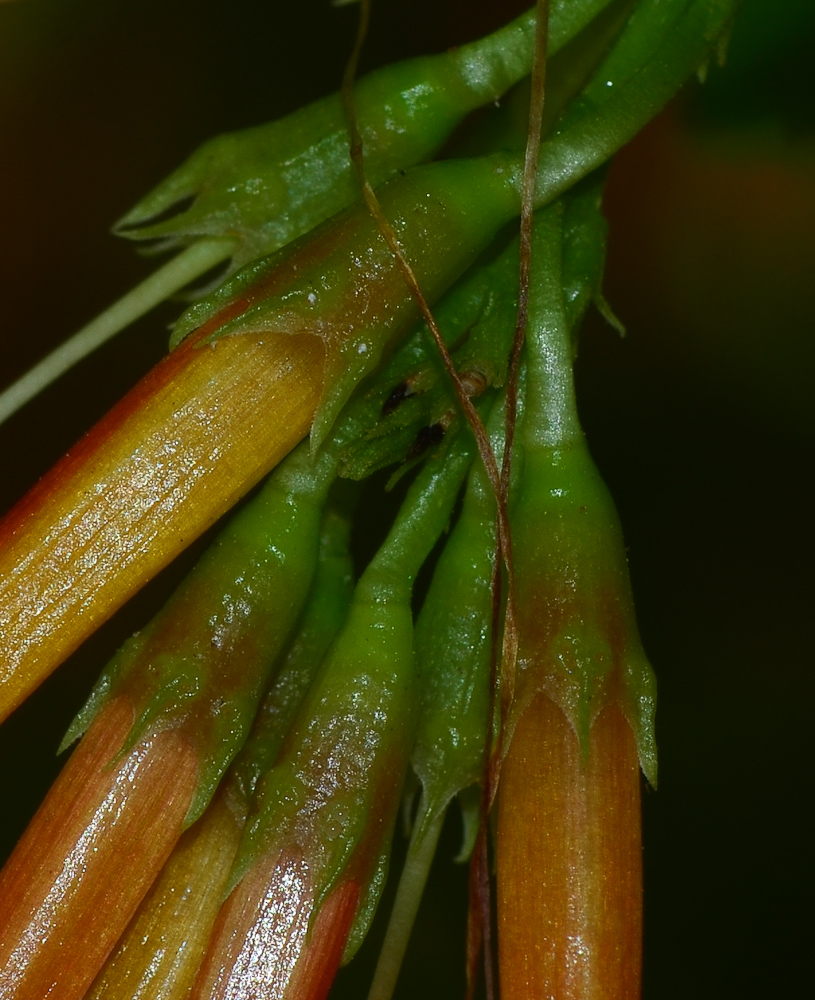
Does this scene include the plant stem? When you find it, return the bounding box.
[0,238,235,426]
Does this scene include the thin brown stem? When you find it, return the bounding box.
[492,0,550,785]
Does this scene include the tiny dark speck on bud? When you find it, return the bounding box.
[382,380,416,416]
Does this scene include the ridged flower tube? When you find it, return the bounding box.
[496,201,656,1000]
[0,695,199,1000]
[189,431,476,1000]
[84,503,355,1000]
[0,431,343,999]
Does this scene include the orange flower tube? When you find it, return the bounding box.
[0,697,201,999]
[0,319,324,725]
[494,199,656,999]
[85,781,248,1000]
[190,852,360,1000]
[497,696,643,1000]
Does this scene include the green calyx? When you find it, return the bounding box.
[228,496,356,801]
[510,441,658,786]
[62,444,335,825]
[231,592,416,930]
[507,199,657,784]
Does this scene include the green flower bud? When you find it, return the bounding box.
[113,3,615,267]
[509,201,657,783]
[224,430,476,980]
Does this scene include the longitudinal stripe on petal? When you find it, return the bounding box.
[497,697,643,1000]
[0,697,201,1000]
[190,848,359,1000]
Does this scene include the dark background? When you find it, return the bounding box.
[0,1,813,997]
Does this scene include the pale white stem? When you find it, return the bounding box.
[0,237,235,426]
[367,806,446,1000]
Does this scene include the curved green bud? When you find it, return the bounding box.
[410,405,506,834]
[114,3,614,268]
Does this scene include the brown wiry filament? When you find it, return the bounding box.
[472,3,550,998]
[340,3,549,999]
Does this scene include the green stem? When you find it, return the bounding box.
[522,206,582,449]
[0,237,234,426]
[366,802,446,1000]
[357,428,478,606]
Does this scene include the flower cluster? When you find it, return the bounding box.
[0,2,737,998]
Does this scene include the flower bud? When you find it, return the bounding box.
[190,427,474,999]
[114,8,544,267]
[495,195,655,1000]
[85,502,354,1000]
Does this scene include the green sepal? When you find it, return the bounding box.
[339,178,613,481]
[341,841,392,966]
[59,638,138,753]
